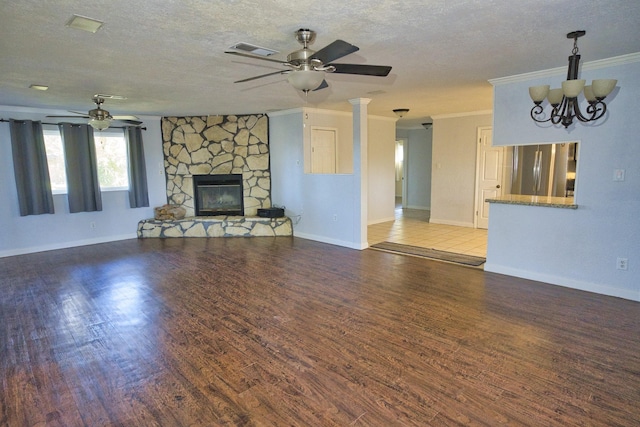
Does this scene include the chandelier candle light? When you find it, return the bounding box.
[528,31,617,128]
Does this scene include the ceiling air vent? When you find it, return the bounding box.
[229,42,278,57]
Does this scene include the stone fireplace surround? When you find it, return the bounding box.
[137,114,291,238]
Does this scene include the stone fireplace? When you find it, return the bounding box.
[138,114,292,238]
[193,174,244,216]
[160,114,271,217]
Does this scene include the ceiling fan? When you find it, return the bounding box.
[226,29,392,92]
[47,95,142,130]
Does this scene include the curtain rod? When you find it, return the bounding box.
[0,118,147,131]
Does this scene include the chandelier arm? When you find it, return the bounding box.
[576,101,607,123]
[550,99,569,126]
[530,104,552,123]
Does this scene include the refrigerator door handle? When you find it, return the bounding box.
[536,151,542,194]
[533,150,542,194]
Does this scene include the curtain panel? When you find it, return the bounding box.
[58,123,102,213]
[125,126,149,208]
[9,119,55,216]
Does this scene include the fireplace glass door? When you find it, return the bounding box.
[193,174,244,216]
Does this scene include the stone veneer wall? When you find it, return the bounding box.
[161,114,270,217]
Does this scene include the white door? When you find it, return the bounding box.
[310,128,337,174]
[475,127,503,229]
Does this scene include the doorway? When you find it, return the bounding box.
[474,127,504,229]
[395,138,407,208]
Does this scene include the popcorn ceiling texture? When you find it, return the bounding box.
[161,114,271,217]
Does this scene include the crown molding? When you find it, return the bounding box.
[431,110,493,120]
[489,52,640,86]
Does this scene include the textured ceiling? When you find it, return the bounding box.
[1,0,639,127]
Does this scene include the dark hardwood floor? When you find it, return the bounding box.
[1,237,639,426]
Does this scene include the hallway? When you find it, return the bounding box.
[368,206,487,258]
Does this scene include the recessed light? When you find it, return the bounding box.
[66,14,104,33]
[29,84,49,91]
[229,42,278,57]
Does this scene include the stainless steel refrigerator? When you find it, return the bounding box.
[510,142,577,197]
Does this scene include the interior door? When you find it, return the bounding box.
[475,127,503,229]
[310,127,337,174]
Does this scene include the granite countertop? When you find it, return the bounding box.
[486,194,578,209]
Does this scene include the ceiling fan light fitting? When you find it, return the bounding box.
[288,70,325,91]
[89,117,112,131]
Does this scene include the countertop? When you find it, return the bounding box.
[486,194,578,209]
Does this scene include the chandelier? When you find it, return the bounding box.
[528,31,617,128]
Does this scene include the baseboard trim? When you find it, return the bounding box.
[429,218,475,228]
[294,232,366,250]
[0,233,138,258]
[368,216,395,225]
[484,262,639,302]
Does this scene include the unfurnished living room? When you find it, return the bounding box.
[1,1,639,426]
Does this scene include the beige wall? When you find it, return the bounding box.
[430,112,493,227]
[367,116,397,224]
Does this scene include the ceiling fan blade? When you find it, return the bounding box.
[47,115,90,119]
[330,63,392,76]
[225,51,287,65]
[235,70,289,83]
[311,40,359,64]
[117,119,143,125]
[112,115,139,121]
[312,80,329,91]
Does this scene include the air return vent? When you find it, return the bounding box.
[229,42,278,57]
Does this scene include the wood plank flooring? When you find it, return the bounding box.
[1,237,639,426]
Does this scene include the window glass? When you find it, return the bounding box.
[94,131,129,190]
[43,128,67,194]
[42,127,129,193]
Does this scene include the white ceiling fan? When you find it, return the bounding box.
[48,95,142,130]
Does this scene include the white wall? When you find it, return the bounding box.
[430,112,493,227]
[367,116,397,225]
[486,56,640,301]
[0,105,166,257]
[269,107,396,248]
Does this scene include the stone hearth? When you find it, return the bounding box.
[138,216,292,238]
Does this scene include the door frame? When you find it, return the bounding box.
[396,138,408,208]
[309,126,338,174]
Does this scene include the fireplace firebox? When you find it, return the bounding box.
[193,174,244,216]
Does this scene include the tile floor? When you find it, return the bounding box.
[368,205,488,258]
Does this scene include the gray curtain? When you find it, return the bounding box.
[9,119,55,216]
[125,126,149,208]
[58,123,102,213]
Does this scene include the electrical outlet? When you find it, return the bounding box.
[616,257,628,270]
[332,214,338,222]
[90,222,96,229]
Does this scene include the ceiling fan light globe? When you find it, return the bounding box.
[89,117,112,131]
[288,70,324,91]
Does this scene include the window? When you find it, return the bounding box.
[43,128,67,194]
[43,127,129,193]
[94,131,129,190]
